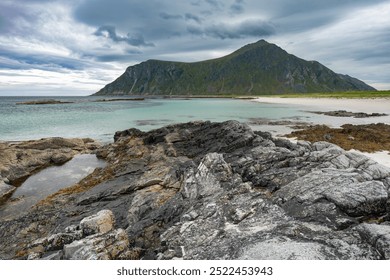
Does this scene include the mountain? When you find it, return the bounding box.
[94,40,375,96]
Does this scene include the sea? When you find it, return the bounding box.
[0,96,316,142]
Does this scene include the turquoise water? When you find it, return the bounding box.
[0,96,311,142]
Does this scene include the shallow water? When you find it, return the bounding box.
[0,96,314,142]
[0,154,106,220]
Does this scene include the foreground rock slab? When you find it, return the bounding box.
[0,121,389,260]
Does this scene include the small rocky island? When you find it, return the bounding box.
[16,100,74,105]
[310,110,388,118]
[1,121,389,260]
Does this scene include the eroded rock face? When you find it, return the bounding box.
[0,121,389,260]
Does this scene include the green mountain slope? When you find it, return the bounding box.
[95,40,375,96]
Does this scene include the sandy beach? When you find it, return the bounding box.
[253,97,390,113]
[254,97,390,168]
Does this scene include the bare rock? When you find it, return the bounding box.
[356,223,390,259]
[63,229,130,260]
[80,210,115,236]
[0,182,16,204]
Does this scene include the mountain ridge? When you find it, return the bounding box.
[95,40,375,96]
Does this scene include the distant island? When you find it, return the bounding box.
[16,100,74,105]
[94,40,375,96]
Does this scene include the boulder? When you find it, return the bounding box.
[80,210,115,236]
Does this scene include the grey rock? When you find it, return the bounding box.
[0,182,16,204]
[64,229,130,260]
[239,237,333,260]
[42,250,63,260]
[1,121,389,260]
[356,223,390,259]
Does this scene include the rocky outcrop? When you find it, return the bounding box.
[0,138,100,206]
[310,110,387,118]
[0,121,389,260]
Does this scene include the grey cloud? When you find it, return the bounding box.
[0,2,36,34]
[230,0,245,14]
[0,48,92,71]
[205,0,223,9]
[94,53,141,63]
[185,13,202,24]
[93,26,155,47]
[191,1,202,6]
[188,19,275,39]
[159,12,183,20]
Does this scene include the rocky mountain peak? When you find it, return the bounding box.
[94,40,375,96]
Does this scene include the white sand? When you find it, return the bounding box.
[352,150,390,168]
[253,97,390,168]
[254,97,390,113]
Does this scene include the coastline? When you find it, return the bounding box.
[1,120,390,260]
[253,96,390,168]
[253,96,390,113]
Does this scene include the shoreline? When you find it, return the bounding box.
[253,96,390,113]
[252,96,390,167]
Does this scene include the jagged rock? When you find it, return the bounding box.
[276,169,388,218]
[1,121,389,260]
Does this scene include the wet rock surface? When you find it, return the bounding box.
[0,121,389,259]
[0,137,100,206]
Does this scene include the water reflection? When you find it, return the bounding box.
[0,154,106,220]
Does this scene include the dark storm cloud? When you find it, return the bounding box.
[230,0,245,14]
[185,13,202,24]
[191,1,202,6]
[0,48,91,71]
[205,0,223,9]
[159,12,183,20]
[188,19,275,39]
[94,52,142,63]
[93,25,155,47]
[74,0,162,27]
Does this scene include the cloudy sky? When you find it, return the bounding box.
[0,0,389,95]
